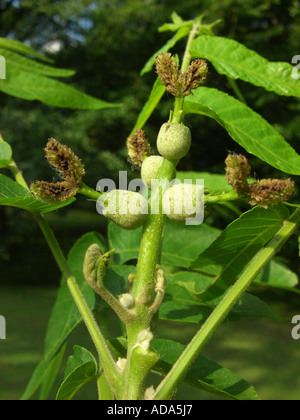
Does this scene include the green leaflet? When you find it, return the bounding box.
[0,67,118,110]
[21,232,106,400]
[56,346,98,400]
[190,205,289,301]
[108,337,260,400]
[184,87,300,175]
[140,27,189,76]
[0,37,53,63]
[255,259,299,292]
[39,344,66,401]
[108,218,221,268]
[0,140,12,168]
[160,273,280,324]
[131,77,165,133]
[190,36,300,97]
[0,48,75,77]
[0,38,119,109]
[0,174,75,213]
[152,338,260,400]
[176,171,232,192]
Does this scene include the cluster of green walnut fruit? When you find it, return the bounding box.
[101,121,203,230]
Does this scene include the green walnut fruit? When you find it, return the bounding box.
[99,189,148,229]
[162,183,204,223]
[157,122,191,160]
[141,155,176,189]
[141,156,164,188]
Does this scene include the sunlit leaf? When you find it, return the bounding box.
[184,87,300,175]
[191,36,300,97]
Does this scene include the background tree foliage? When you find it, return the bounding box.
[0,0,300,283]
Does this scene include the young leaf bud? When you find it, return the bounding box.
[137,282,156,306]
[144,386,155,400]
[119,293,135,309]
[136,328,154,352]
[83,244,114,289]
[163,183,204,223]
[116,358,127,371]
[157,122,191,160]
[98,189,148,229]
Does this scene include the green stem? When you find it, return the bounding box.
[205,190,240,204]
[227,77,246,104]
[78,182,103,201]
[122,21,203,399]
[171,22,200,125]
[153,208,300,400]
[8,160,29,190]
[122,158,177,400]
[181,22,200,72]
[132,158,177,299]
[9,162,120,394]
[35,213,120,392]
[97,373,115,400]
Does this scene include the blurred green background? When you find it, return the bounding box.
[0,0,300,400]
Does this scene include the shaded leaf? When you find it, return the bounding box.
[39,344,66,401]
[56,346,98,400]
[160,273,280,323]
[131,77,165,133]
[152,338,260,400]
[184,87,300,175]
[0,37,52,63]
[108,337,259,400]
[0,67,118,110]
[190,205,289,301]
[1,48,75,77]
[254,259,299,293]
[0,140,12,168]
[108,218,220,268]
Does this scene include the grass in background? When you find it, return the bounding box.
[0,285,299,400]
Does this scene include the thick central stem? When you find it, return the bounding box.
[132,158,178,299]
[123,158,178,400]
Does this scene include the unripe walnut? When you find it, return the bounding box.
[141,155,176,189]
[141,156,164,188]
[99,189,148,229]
[162,183,204,223]
[157,122,191,160]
